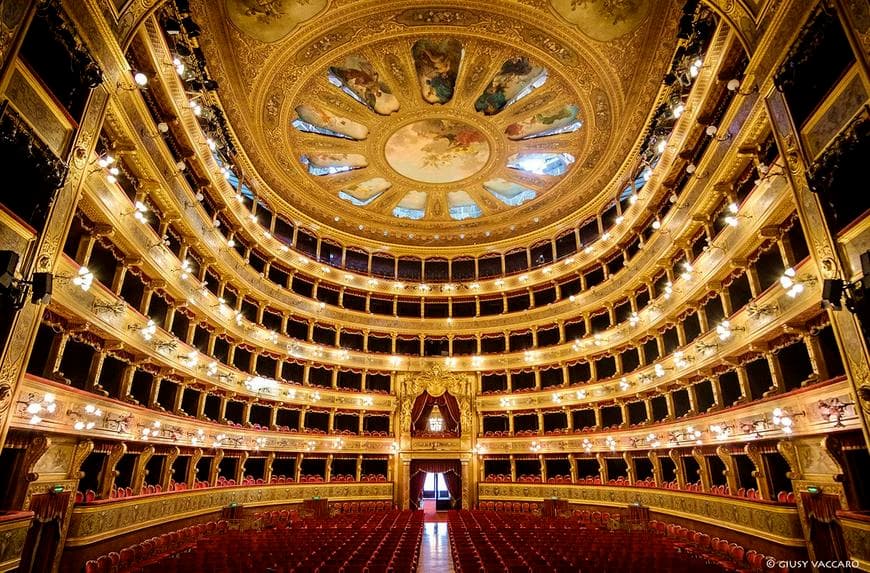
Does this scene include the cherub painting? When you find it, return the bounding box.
[475,57,547,115]
[329,55,400,115]
[412,38,463,104]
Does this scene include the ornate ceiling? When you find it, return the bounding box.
[193,0,681,248]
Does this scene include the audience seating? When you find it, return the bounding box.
[448,510,730,572]
[86,511,422,573]
[84,521,228,573]
[650,519,790,572]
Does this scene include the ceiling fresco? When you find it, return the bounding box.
[197,0,681,247]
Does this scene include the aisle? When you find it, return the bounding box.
[417,522,454,572]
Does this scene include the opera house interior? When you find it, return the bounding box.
[0,0,869,571]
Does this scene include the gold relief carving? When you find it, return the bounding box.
[395,8,478,26]
[819,435,846,480]
[715,446,738,494]
[187,448,203,486]
[0,513,31,570]
[224,0,328,44]
[477,483,802,543]
[21,435,50,483]
[32,441,73,476]
[69,440,95,480]
[6,66,73,155]
[776,439,802,480]
[99,442,127,499]
[0,0,30,64]
[400,365,471,434]
[743,443,771,501]
[162,446,181,491]
[131,446,155,495]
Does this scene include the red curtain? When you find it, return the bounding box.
[409,460,462,508]
[801,492,841,523]
[409,471,426,509]
[442,469,462,508]
[410,392,461,435]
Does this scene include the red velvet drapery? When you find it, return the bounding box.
[801,492,841,523]
[410,392,461,435]
[409,460,462,509]
[409,471,427,510]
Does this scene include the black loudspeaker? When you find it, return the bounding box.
[30,272,53,304]
[822,279,845,310]
[0,251,19,289]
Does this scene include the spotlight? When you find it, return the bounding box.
[726,78,759,95]
[182,17,201,37]
[821,279,845,310]
[164,18,181,35]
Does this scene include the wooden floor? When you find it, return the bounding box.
[417,522,454,572]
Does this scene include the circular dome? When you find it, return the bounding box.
[198,0,680,246]
[384,119,490,184]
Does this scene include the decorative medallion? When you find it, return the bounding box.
[384,119,490,184]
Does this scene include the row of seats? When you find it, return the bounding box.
[84,521,228,573]
[117,511,423,573]
[478,501,541,514]
[252,509,299,528]
[331,501,395,514]
[448,510,729,572]
[650,520,789,572]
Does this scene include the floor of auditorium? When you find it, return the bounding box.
[418,522,454,573]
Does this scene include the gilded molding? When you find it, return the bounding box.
[65,482,393,546]
[477,482,805,546]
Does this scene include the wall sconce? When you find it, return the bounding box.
[189,428,206,445]
[818,398,855,428]
[69,403,102,430]
[695,341,719,355]
[668,426,702,446]
[103,412,133,434]
[19,392,57,425]
[679,262,694,281]
[127,200,149,223]
[179,350,199,368]
[529,441,542,453]
[332,437,345,450]
[709,423,733,440]
[605,436,618,452]
[780,268,816,298]
[95,153,120,183]
[673,351,694,369]
[629,312,640,327]
[747,302,779,319]
[91,301,126,317]
[715,320,744,341]
[582,438,593,453]
[305,440,316,452]
[740,418,769,439]
[619,377,632,390]
[772,407,804,434]
[153,339,177,353]
[722,202,752,227]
